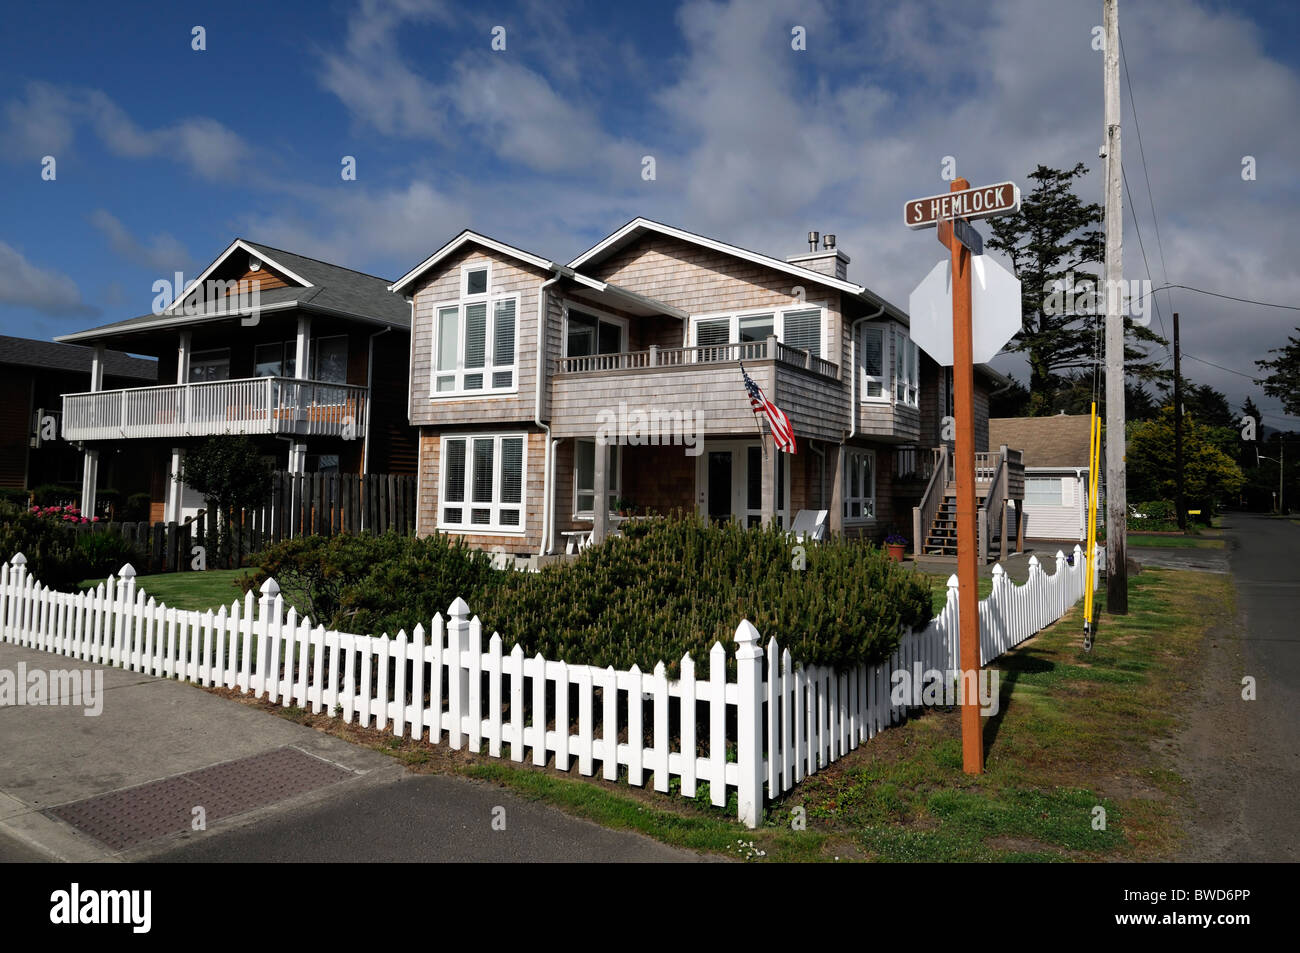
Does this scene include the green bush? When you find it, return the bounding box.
[0,501,83,590]
[1127,499,1180,532]
[124,493,152,522]
[249,517,935,676]
[74,531,141,579]
[31,484,78,507]
[0,488,30,507]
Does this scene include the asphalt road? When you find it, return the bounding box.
[1175,513,1300,861]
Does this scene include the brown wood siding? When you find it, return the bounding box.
[416,427,546,553]
[365,329,417,474]
[0,371,32,489]
[223,263,292,294]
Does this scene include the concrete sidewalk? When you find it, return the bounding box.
[0,641,707,863]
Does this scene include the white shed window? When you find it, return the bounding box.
[440,434,526,532]
[843,449,876,522]
[1025,477,1064,506]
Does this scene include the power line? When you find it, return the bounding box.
[1133,283,1300,312]
[1121,164,1170,346]
[1181,352,1260,380]
[1118,26,1175,323]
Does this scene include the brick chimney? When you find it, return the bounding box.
[787,231,849,280]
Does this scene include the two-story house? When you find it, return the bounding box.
[56,239,416,522]
[393,218,1021,560]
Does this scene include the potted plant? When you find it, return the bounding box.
[885,532,908,562]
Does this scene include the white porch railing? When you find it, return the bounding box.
[61,377,368,441]
[556,339,840,380]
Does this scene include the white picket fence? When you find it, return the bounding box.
[0,545,1101,827]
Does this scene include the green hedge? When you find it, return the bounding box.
[0,502,141,591]
[249,517,934,676]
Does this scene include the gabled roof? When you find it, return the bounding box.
[56,239,409,345]
[0,334,156,380]
[389,229,688,319]
[988,414,1093,469]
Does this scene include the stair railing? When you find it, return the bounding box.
[912,444,949,557]
[978,446,1011,563]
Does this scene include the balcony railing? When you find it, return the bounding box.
[555,339,839,380]
[62,377,368,441]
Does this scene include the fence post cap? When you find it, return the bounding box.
[119,562,136,579]
[10,552,26,566]
[448,596,470,619]
[946,573,959,588]
[1028,555,1040,569]
[1073,543,1084,555]
[1055,549,1067,561]
[734,619,763,659]
[259,577,281,596]
[991,563,1005,577]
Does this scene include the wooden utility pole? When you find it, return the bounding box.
[1103,0,1128,612]
[947,178,983,775]
[1173,312,1186,531]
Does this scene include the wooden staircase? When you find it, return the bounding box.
[923,486,990,556]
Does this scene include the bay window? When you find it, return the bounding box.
[439,434,527,532]
[843,449,876,522]
[893,327,919,407]
[859,324,887,400]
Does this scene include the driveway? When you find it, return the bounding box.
[1174,513,1300,861]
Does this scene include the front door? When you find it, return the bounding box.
[698,440,789,527]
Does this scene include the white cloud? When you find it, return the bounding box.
[0,242,97,318]
[87,209,192,274]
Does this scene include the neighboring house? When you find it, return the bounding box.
[988,413,1094,543]
[55,240,416,522]
[392,217,1022,559]
[0,335,156,497]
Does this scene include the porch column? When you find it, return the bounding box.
[592,436,609,545]
[79,448,99,517]
[288,442,307,473]
[294,315,312,379]
[760,434,776,527]
[177,330,191,383]
[166,447,185,523]
[89,343,105,393]
[1015,499,1026,553]
[828,442,844,537]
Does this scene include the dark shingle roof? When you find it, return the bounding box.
[988,414,1093,469]
[0,335,157,380]
[56,239,408,344]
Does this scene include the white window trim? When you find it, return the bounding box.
[870,322,918,410]
[429,291,521,399]
[858,323,890,403]
[460,260,492,299]
[688,303,829,356]
[843,448,877,524]
[562,301,630,358]
[437,433,528,535]
[572,438,622,519]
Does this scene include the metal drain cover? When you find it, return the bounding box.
[46,747,354,851]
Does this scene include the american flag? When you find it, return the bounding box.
[741,364,796,454]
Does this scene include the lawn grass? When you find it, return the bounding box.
[1127,534,1225,550]
[925,575,992,614]
[79,568,250,612]
[222,564,1228,862]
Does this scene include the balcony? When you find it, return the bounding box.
[62,377,368,442]
[550,339,845,441]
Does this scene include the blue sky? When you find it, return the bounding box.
[2,0,1298,428]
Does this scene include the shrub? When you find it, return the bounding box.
[0,501,83,591]
[31,484,78,507]
[124,493,152,522]
[1127,499,1180,532]
[74,531,141,579]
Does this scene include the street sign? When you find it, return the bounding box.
[939,217,984,255]
[903,181,1021,229]
[907,252,1022,365]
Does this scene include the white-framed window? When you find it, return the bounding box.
[432,263,518,397]
[439,433,527,533]
[1025,477,1064,507]
[843,449,876,522]
[892,326,920,408]
[690,305,827,358]
[574,438,620,517]
[189,348,231,383]
[859,324,888,400]
[564,305,627,357]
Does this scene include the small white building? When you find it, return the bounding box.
[988,413,1094,544]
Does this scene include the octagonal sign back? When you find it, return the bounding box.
[907,254,1022,366]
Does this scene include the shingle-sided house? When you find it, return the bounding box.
[56,240,416,522]
[988,413,1094,544]
[0,335,156,498]
[392,218,1023,559]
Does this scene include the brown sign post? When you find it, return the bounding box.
[903,176,1020,775]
